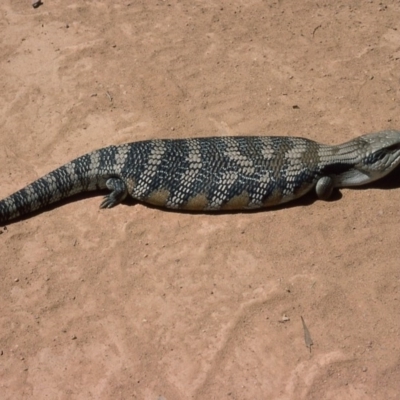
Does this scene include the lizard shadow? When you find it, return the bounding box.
[4,166,400,225]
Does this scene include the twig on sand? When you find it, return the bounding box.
[301,316,314,352]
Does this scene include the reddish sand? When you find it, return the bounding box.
[1,1,400,399]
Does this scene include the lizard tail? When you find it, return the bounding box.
[0,154,105,223]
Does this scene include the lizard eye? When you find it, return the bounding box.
[366,150,387,164]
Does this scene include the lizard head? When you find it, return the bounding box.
[328,130,400,189]
[356,130,400,179]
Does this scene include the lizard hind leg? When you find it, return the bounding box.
[100,177,128,209]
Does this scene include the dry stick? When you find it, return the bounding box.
[106,91,113,102]
[301,316,313,352]
[32,0,43,8]
[312,24,322,37]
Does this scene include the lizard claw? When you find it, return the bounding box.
[99,178,128,209]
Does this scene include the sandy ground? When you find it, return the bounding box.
[0,1,400,399]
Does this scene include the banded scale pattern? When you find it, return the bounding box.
[128,136,324,210]
[1,130,400,223]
